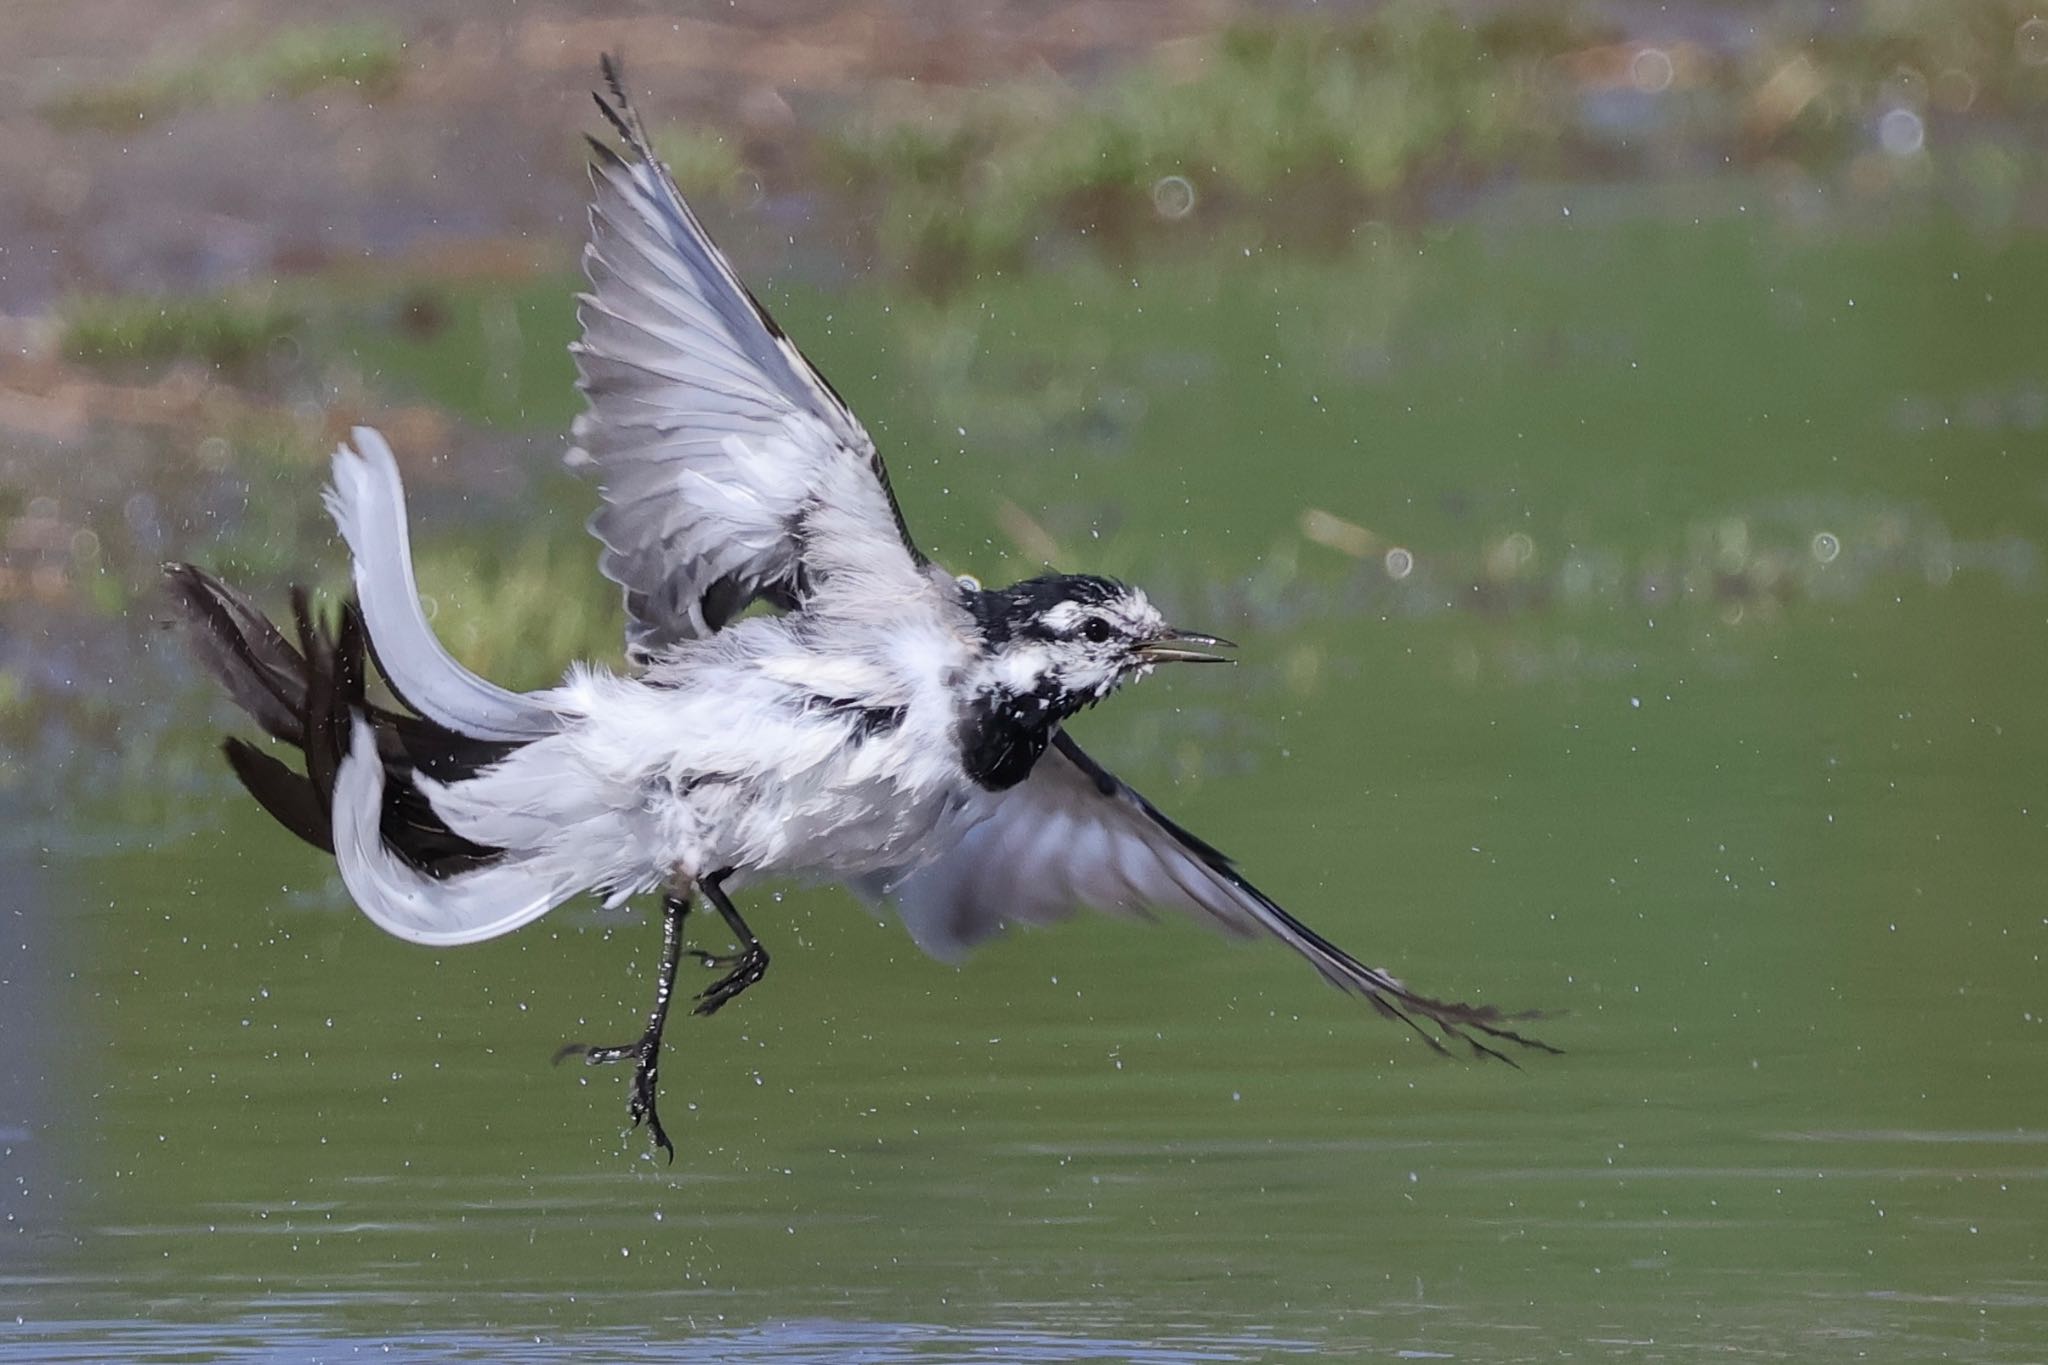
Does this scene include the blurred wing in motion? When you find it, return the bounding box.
[572,56,928,662]
[874,733,1557,1063]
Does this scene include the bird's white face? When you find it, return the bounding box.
[974,576,1232,719]
[1021,588,1174,703]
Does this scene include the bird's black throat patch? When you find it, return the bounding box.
[955,681,1067,790]
[954,572,1129,789]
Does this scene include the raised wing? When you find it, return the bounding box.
[572,56,928,662]
[877,734,1556,1063]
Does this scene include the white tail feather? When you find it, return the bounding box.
[332,717,583,945]
[323,427,558,742]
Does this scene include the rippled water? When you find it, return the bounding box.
[6,193,2047,1360]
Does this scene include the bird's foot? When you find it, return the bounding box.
[691,944,769,1016]
[552,1033,674,1160]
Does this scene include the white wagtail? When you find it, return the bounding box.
[167,57,1551,1159]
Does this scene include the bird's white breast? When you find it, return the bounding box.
[424,603,990,900]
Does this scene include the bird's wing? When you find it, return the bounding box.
[872,733,1554,1062]
[572,57,929,662]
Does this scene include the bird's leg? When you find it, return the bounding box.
[552,890,689,1160]
[689,873,769,1016]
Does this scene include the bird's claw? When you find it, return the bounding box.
[551,1034,674,1161]
[692,945,769,1016]
[553,1039,637,1067]
[627,1061,674,1161]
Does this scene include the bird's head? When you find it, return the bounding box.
[965,573,1233,715]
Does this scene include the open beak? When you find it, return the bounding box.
[1130,629,1237,665]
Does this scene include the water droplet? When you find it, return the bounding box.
[1877,107,1924,157]
[2019,18,2048,67]
[1151,175,1196,220]
[1630,47,1674,94]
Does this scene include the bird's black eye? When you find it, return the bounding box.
[1081,617,1113,643]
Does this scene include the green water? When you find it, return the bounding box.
[8,193,2047,1360]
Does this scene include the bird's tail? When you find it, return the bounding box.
[166,564,600,945]
[165,563,515,869]
[165,428,601,946]
[322,427,559,741]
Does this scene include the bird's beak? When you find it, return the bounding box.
[1131,629,1237,665]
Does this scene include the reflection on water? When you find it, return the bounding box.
[4,1317,1316,1363]
[7,180,2048,1364]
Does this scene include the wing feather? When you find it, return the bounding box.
[876,733,1556,1063]
[571,56,928,659]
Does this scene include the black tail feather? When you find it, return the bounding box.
[294,586,349,808]
[386,712,520,782]
[223,737,333,852]
[166,564,510,876]
[164,563,308,744]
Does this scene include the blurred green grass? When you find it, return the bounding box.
[59,287,303,375]
[828,5,1587,286]
[825,0,2048,285]
[44,21,405,129]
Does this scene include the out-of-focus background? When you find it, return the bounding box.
[4,1,2046,1359]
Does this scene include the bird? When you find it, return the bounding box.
[166,56,1553,1159]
